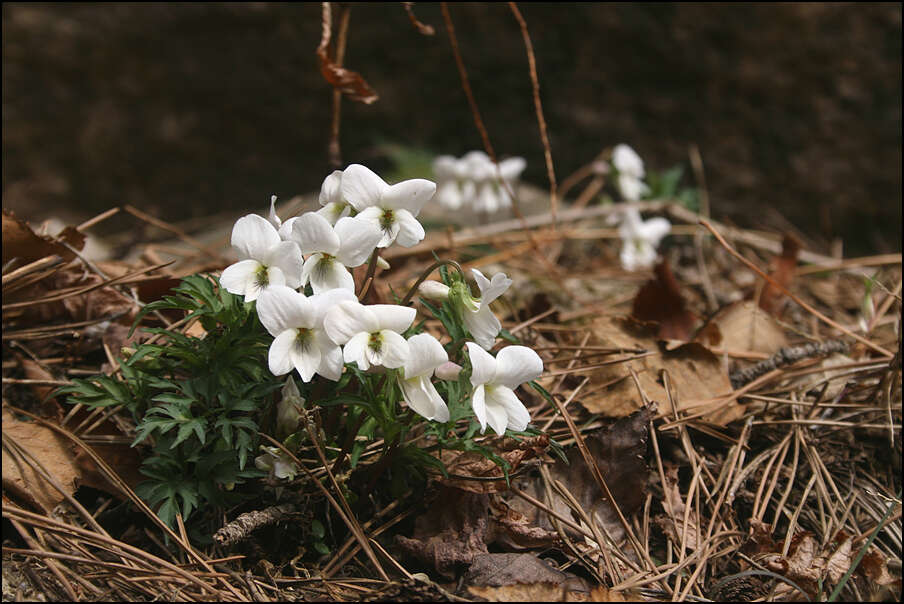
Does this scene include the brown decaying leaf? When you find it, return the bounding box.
[465,553,589,590]
[507,408,652,546]
[757,233,801,316]
[654,464,701,551]
[395,486,491,579]
[2,407,81,513]
[698,300,788,356]
[631,260,697,342]
[583,317,741,424]
[2,209,84,266]
[316,3,378,104]
[469,582,629,602]
[437,434,549,494]
[488,497,559,550]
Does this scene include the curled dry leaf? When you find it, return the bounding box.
[436,434,549,494]
[488,497,559,550]
[757,233,801,316]
[506,407,652,549]
[316,3,378,104]
[654,464,701,551]
[1,407,81,513]
[2,209,84,266]
[395,486,491,579]
[631,260,697,342]
[698,300,788,356]
[583,317,741,424]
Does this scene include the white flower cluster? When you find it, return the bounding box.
[433,151,527,214]
[609,145,671,271]
[221,164,543,436]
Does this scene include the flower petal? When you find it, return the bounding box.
[231,214,281,260]
[289,212,340,256]
[341,164,389,211]
[491,385,531,432]
[310,288,358,325]
[463,305,501,350]
[268,330,297,376]
[316,202,351,226]
[392,209,426,248]
[382,178,436,215]
[494,345,543,389]
[373,329,410,369]
[499,157,527,181]
[303,254,355,293]
[220,259,261,298]
[483,392,510,435]
[290,335,321,382]
[432,155,459,179]
[261,241,304,289]
[472,269,512,305]
[343,332,371,370]
[401,376,449,422]
[369,304,416,333]
[319,169,344,206]
[471,383,487,433]
[256,285,313,337]
[324,301,376,344]
[268,195,281,228]
[436,182,463,210]
[334,216,382,266]
[315,330,344,381]
[356,206,399,248]
[403,333,448,379]
[466,342,497,387]
[638,216,671,246]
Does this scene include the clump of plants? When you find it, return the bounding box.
[61,163,547,532]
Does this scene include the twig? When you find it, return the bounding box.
[328,3,351,169]
[213,504,297,547]
[730,339,850,389]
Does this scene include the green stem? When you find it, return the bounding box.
[400,259,464,306]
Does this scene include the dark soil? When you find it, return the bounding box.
[3,3,901,253]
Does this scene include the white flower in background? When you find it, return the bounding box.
[434,151,527,213]
[317,169,354,225]
[398,333,450,422]
[612,143,650,201]
[466,342,543,435]
[433,155,466,210]
[617,207,671,271]
[220,214,304,302]
[257,286,356,382]
[340,164,436,248]
[275,376,306,439]
[448,269,512,350]
[254,446,299,480]
[288,212,382,293]
[324,301,416,370]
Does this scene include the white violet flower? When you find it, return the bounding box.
[398,333,450,422]
[257,285,357,382]
[340,163,436,248]
[317,169,354,225]
[617,207,671,271]
[433,155,466,210]
[612,143,650,201]
[466,342,543,435]
[289,212,382,293]
[449,269,512,350]
[254,446,299,480]
[323,301,416,370]
[220,213,304,302]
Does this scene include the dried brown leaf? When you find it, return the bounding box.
[2,209,83,266]
[583,317,741,424]
[632,260,697,342]
[395,486,490,579]
[437,434,548,494]
[507,407,651,546]
[316,3,378,104]
[699,300,788,356]
[465,553,588,589]
[488,497,559,550]
[1,407,81,512]
[655,464,701,551]
[758,234,801,316]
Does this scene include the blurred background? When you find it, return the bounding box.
[3,3,901,254]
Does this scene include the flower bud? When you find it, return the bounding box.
[376,256,391,270]
[276,377,305,439]
[418,280,450,301]
[434,361,463,381]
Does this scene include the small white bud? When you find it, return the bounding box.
[376,256,391,270]
[418,280,450,301]
[434,361,462,381]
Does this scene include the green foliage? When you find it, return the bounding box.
[645,164,700,211]
[58,275,281,528]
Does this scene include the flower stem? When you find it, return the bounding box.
[357,248,381,300]
[401,259,464,307]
